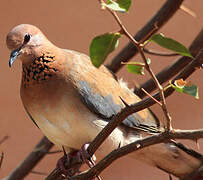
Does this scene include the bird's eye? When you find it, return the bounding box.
[23,33,31,44]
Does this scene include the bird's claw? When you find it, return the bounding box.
[57,143,96,178]
[57,154,81,177]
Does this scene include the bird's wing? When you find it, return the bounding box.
[65,49,160,133]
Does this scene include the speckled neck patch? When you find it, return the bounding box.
[22,54,58,87]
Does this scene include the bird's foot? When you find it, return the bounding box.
[57,151,82,177]
[57,143,96,178]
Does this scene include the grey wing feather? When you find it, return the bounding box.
[77,81,160,133]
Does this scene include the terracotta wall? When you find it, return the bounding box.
[0,1,203,179]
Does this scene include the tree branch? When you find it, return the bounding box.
[107,0,184,73]
[3,136,53,180]
[102,0,173,130]
[71,129,203,180]
[0,136,9,145]
[0,152,4,170]
[88,48,203,167]
[0,136,9,170]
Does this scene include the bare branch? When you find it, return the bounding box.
[71,129,203,179]
[46,150,62,155]
[0,136,9,145]
[46,129,203,180]
[31,170,48,176]
[180,5,197,18]
[3,136,53,180]
[101,0,172,130]
[169,129,203,140]
[45,169,64,180]
[87,48,203,159]
[0,152,4,169]
[141,88,162,106]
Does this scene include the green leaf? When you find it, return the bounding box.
[106,0,132,12]
[183,85,199,99]
[148,34,194,59]
[90,33,121,68]
[125,58,151,75]
[127,64,144,75]
[126,62,145,75]
[170,80,199,99]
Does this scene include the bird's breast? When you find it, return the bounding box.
[20,78,101,149]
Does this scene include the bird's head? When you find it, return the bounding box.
[6,24,49,67]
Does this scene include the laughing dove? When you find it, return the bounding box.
[6,24,202,178]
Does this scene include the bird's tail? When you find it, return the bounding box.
[131,140,202,178]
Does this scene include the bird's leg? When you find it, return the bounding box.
[57,147,83,177]
[77,143,102,180]
[78,143,103,180]
[57,143,97,178]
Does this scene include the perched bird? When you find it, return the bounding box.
[7,24,202,178]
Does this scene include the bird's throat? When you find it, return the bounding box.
[22,54,58,88]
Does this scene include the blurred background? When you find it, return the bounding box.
[0,0,203,179]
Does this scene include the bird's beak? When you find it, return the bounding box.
[9,48,21,68]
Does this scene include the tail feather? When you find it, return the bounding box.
[131,141,203,178]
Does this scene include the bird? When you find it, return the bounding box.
[6,24,202,178]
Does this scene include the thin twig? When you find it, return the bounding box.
[121,62,145,67]
[102,1,172,130]
[31,170,48,176]
[141,88,162,106]
[46,150,62,155]
[0,136,9,145]
[180,5,196,18]
[139,46,172,130]
[108,0,184,73]
[0,136,9,170]
[135,29,203,98]
[0,152,4,169]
